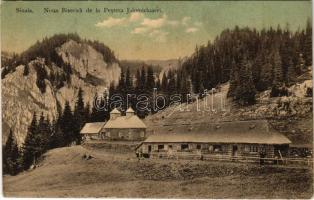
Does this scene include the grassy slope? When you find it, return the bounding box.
[3,146,313,198]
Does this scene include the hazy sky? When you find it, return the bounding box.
[1,1,312,60]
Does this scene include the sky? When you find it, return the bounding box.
[1,1,312,60]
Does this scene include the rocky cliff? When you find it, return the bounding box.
[2,39,121,145]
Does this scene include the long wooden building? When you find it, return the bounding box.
[135,120,291,160]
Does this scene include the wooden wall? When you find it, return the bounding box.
[139,142,278,158]
[102,128,146,141]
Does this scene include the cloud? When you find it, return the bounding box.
[96,13,201,41]
[131,27,150,34]
[149,30,169,42]
[95,17,127,28]
[182,16,191,26]
[194,22,203,27]
[141,14,167,29]
[131,27,168,42]
[167,20,179,26]
[129,12,143,22]
[186,27,199,33]
[96,12,143,28]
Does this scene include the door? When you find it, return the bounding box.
[148,145,152,153]
[232,145,238,157]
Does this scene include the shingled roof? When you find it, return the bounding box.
[143,120,291,145]
[80,122,106,134]
[104,115,147,129]
[144,132,291,145]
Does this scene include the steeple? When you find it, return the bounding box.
[126,107,135,118]
[110,108,121,120]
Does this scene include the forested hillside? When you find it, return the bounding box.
[180,20,312,104]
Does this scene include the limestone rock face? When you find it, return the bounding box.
[57,40,120,86]
[2,40,121,145]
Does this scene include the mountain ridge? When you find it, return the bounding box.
[2,35,121,145]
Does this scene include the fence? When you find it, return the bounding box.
[148,152,313,167]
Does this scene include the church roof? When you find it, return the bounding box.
[80,122,106,134]
[104,115,147,129]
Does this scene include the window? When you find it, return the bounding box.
[213,145,222,152]
[128,131,132,139]
[244,145,250,152]
[250,145,258,152]
[196,144,201,150]
[181,144,189,150]
[140,131,145,137]
[168,145,173,149]
[202,144,209,150]
[106,132,111,137]
[158,145,164,150]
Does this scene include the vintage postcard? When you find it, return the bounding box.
[1,0,313,198]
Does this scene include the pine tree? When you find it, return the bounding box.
[84,103,91,123]
[252,51,264,91]
[37,113,51,154]
[102,90,110,120]
[135,69,141,90]
[192,70,201,94]
[176,70,182,94]
[118,70,126,93]
[296,53,306,74]
[199,82,205,98]
[235,56,256,105]
[161,72,168,93]
[167,70,176,95]
[125,67,133,91]
[272,49,283,86]
[286,58,297,85]
[146,66,155,92]
[49,117,61,149]
[227,60,238,97]
[304,18,312,66]
[73,88,85,144]
[90,93,106,122]
[270,48,284,97]
[140,66,146,91]
[3,129,21,175]
[257,51,273,91]
[34,63,48,93]
[23,64,29,76]
[60,101,74,146]
[155,77,161,91]
[22,112,40,170]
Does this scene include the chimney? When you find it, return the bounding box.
[110,108,121,120]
